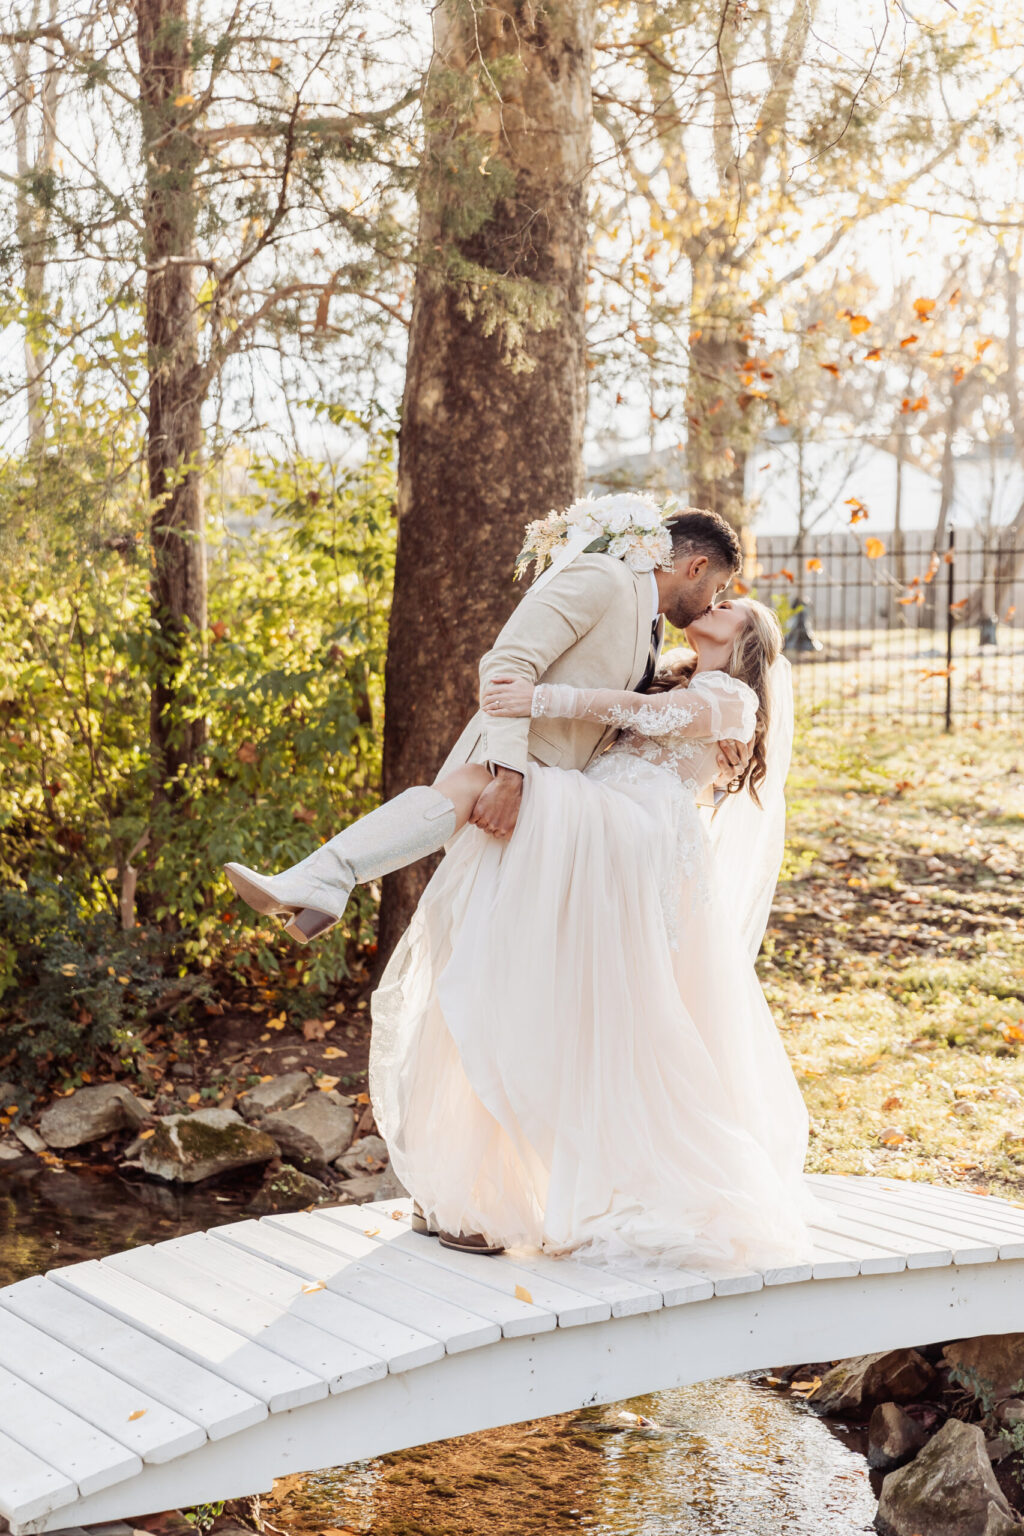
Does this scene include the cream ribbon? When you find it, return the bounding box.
[524,531,595,598]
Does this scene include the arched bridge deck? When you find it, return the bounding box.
[3,1175,1024,1534]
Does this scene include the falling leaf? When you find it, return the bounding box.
[949,598,968,611]
[174,93,195,107]
[879,1128,908,1146]
[923,553,941,584]
[919,665,955,679]
[364,1228,380,1237]
[128,1409,147,1421]
[806,558,823,572]
[847,314,871,335]
[899,334,919,348]
[268,56,282,70]
[863,347,882,361]
[819,362,841,377]
[845,498,869,523]
[913,297,936,321]
[1006,605,1017,619]
[975,337,992,356]
[952,365,966,384]
[514,1284,534,1304]
[301,1280,326,1293]
[731,579,751,596]
[898,592,924,605]
[864,538,886,559]
[949,287,961,307]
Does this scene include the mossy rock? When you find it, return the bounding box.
[139,1108,277,1184]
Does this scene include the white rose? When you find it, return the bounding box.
[624,531,672,572]
[607,534,632,558]
[635,501,666,532]
[602,505,634,535]
[564,499,602,537]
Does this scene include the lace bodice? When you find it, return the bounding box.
[532,670,758,794]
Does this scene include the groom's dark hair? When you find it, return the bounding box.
[666,508,742,573]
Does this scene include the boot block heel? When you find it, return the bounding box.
[284,907,338,944]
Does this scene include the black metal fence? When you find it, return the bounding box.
[746,527,1024,726]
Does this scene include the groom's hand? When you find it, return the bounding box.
[470,767,523,839]
[716,737,753,783]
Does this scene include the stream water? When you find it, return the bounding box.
[0,1164,879,1534]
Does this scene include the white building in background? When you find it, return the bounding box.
[588,432,1024,539]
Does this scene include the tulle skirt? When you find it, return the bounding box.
[369,755,819,1272]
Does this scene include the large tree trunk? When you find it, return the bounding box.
[686,321,749,527]
[137,0,207,799]
[378,0,594,958]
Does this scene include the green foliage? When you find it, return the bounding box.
[0,882,175,1094]
[0,409,397,1085]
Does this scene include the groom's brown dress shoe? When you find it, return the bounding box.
[438,1229,505,1256]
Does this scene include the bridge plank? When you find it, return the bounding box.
[0,1429,77,1526]
[809,1208,951,1271]
[873,1179,1024,1232]
[318,1208,613,1326]
[51,1261,324,1413]
[103,1245,412,1386]
[814,1181,1004,1263]
[0,1278,266,1440]
[821,1178,1024,1257]
[0,1363,142,1499]
[357,1204,666,1318]
[168,1231,497,1360]
[252,1213,556,1336]
[0,1309,206,1464]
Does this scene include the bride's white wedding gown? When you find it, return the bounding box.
[370,669,819,1272]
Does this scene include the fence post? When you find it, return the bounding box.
[944,528,955,732]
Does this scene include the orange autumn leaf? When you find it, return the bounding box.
[879,1128,908,1146]
[848,314,871,335]
[975,337,992,356]
[845,498,869,523]
[953,365,966,384]
[949,598,968,611]
[731,578,751,596]
[128,1409,147,1422]
[923,553,941,584]
[356,1091,371,1104]
[819,362,841,377]
[864,538,886,559]
[779,568,794,582]
[515,1284,534,1304]
[899,334,919,348]
[913,297,936,321]
[1006,605,1017,619]
[949,287,961,307]
[863,347,882,361]
[898,592,924,605]
[920,665,955,679]
[806,558,823,572]
[1003,1025,1024,1044]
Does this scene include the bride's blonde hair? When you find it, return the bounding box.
[648,598,783,805]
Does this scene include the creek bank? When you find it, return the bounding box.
[773,1336,1024,1533]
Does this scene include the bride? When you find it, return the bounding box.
[367,595,818,1273]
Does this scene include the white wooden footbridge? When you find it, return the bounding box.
[4,1174,1024,1534]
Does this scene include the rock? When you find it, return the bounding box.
[0,1140,28,1163]
[336,1172,386,1203]
[811,1350,937,1419]
[170,1061,194,1080]
[13,1124,47,1153]
[238,1071,312,1121]
[246,1163,335,1214]
[995,1399,1024,1430]
[335,1134,389,1178]
[943,1336,1024,1407]
[261,1096,355,1167]
[875,1419,1022,1536]
[868,1402,932,1471]
[373,1163,410,1200]
[139,1108,277,1184]
[38,1083,150,1148]
[0,1081,21,1108]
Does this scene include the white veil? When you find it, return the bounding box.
[707,656,794,961]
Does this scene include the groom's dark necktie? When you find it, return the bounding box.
[637,615,663,693]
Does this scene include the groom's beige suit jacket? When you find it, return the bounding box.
[437,553,657,781]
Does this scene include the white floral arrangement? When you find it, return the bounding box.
[515,492,675,581]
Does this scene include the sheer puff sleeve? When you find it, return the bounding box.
[532,670,758,743]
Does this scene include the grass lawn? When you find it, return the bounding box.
[764,721,1024,1194]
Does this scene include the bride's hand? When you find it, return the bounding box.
[482,677,535,717]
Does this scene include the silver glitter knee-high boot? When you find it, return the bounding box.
[223,786,456,944]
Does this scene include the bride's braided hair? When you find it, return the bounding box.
[647,598,783,806]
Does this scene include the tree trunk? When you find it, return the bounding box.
[137,0,207,799]
[378,0,595,958]
[686,323,749,527]
[11,1,59,452]
[925,388,959,629]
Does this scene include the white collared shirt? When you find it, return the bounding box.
[649,571,660,624]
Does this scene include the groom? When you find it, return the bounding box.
[439,506,746,838]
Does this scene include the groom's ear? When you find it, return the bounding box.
[683,553,709,581]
